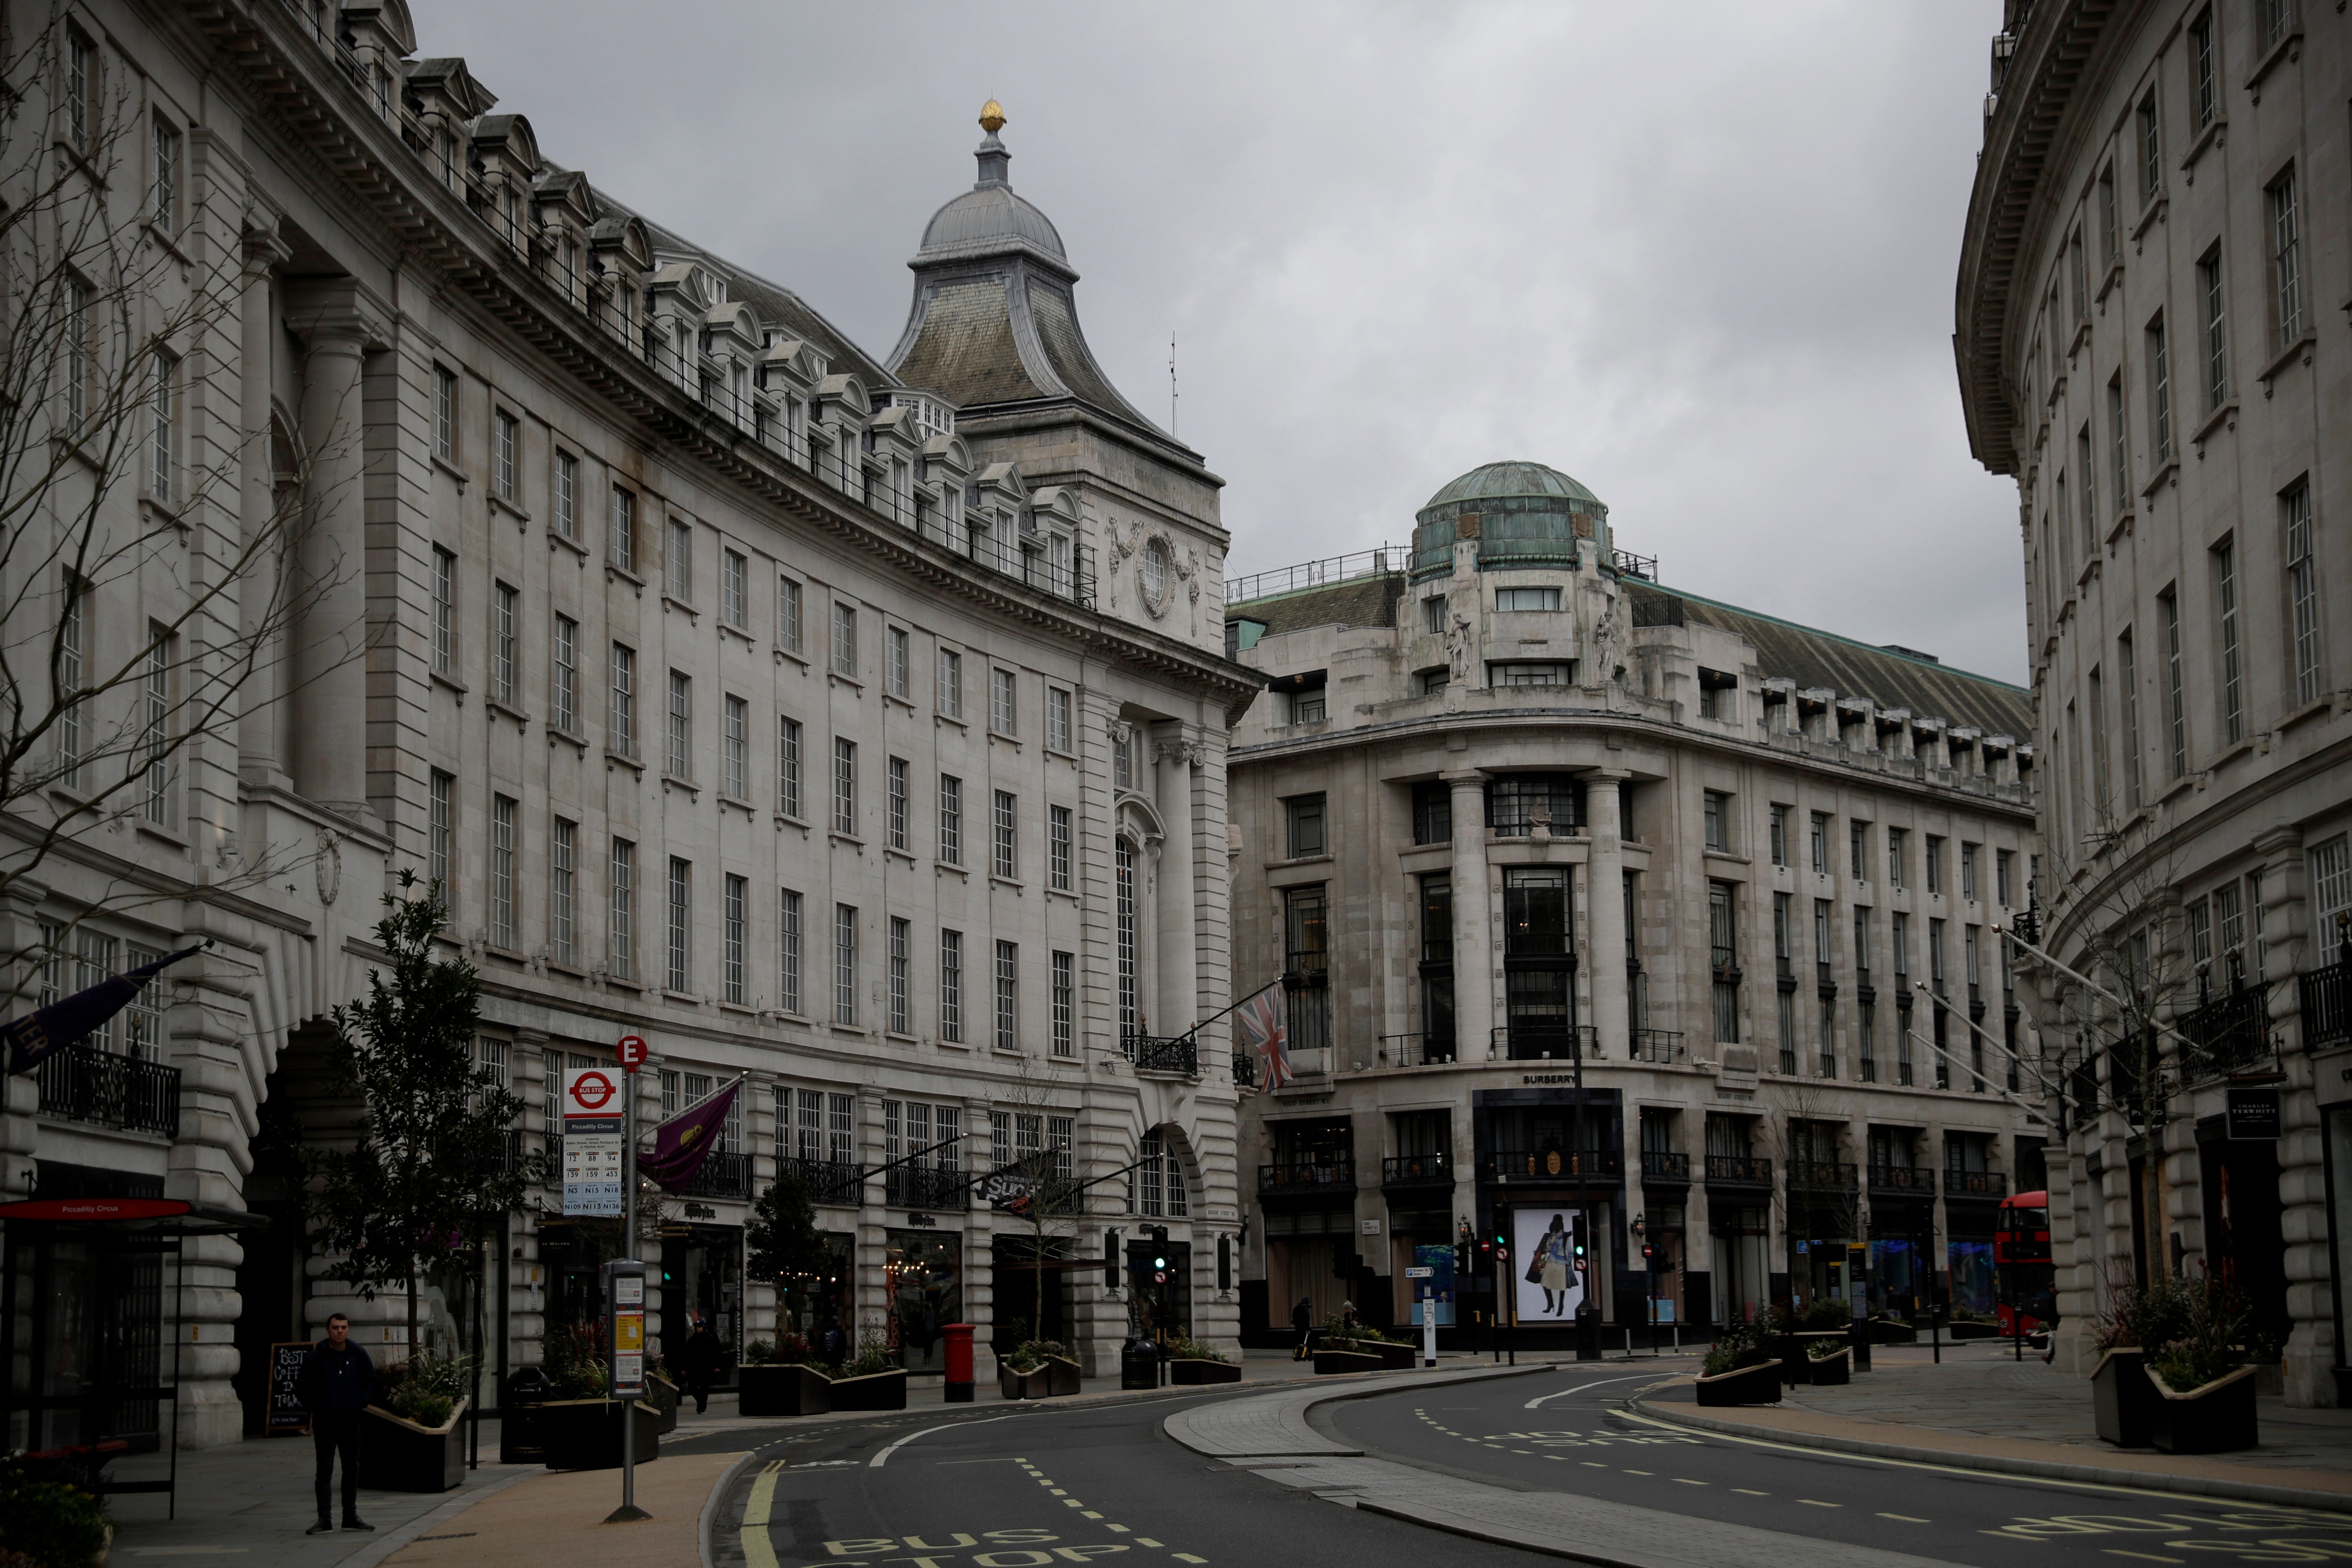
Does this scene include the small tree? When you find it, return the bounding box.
[309,872,539,1361]
[744,1167,830,1357]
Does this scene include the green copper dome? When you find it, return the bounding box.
[1412,459,1612,580]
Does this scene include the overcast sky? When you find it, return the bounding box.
[420,1,2023,684]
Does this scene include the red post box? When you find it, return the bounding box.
[943,1322,974,1403]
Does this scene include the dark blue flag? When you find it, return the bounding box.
[6,943,204,1075]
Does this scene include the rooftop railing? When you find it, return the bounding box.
[1225,548,1404,607]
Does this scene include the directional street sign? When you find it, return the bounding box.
[1405,1266,1434,1279]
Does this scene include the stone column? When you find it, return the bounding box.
[285,282,386,818]
[1154,735,1199,1037]
[1586,772,1630,1057]
[1446,771,1494,1060]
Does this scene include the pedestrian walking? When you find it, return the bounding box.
[679,1316,724,1414]
[2028,1286,2060,1364]
[296,1312,376,1535]
[1291,1295,1315,1360]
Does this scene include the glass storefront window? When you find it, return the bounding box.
[1947,1240,1997,1315]
[885,1230,962,1372]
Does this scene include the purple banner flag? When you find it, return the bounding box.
[6,944,203,1076]
[640,1076,742,1191]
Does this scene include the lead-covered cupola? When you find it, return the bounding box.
[887,102,1170,445]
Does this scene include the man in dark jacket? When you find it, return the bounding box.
[296,1313,376,1534]
[1291,1296,1315,1360]
[677,1317,723,1414]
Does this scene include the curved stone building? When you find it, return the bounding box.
[1224,462,2042,1343]
[1957,0,2352,1404]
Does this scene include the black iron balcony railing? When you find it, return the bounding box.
[1629,1029,1685,1064]
[2305,948,2352,1053]
[36,1047,181,1138]
[679,1150,754,1200]
[1382,1153,1455,1188]
[886,1164,970,1210]
[479,1127,527,1177]
[1260,1159,1355,1195]
[1788,1160,1859,1192]
[2179,979,2274,1081]
[1377,1032,1456,1067]
[1232,1052,1259,1089]
[1868,1164,1936,1196]
[1122,1030,1201,1078]
[1945,1169,2008,1199]
[1494,1023,1599,1063]
[1639,1150,1691,1183]
[1487,1147,1622,1182]
[1704,1155,1773,1187]
[781,1156,866,1204]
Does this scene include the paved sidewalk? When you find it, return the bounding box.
[1632,1341,2352,1510]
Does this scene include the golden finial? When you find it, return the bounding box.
[979,100,1006,135]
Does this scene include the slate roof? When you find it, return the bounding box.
[1227,573,1409,636]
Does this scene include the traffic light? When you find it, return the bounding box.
[1150,1225,1169,1284]
[1491,1228,1509,1265]
[1456,1237,1475,1279]
[1571,1215,1588,1272]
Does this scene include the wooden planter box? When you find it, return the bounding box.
[645,1375,680,1434]
[1312,1349,1384,1376]
[539,1397,662,1471]
[1776,1333,1847,1384]
[2148,1363,2259,1455]
[1868,1318,1917,1345]
[1695,1360,1783,1407]
[358,1398,467,1493]
[1806,1350,1851,1386]
[739,1363,832,1418]
[2090,1348,2157,1448]
[1340,1340,1418,1371]
[999,1363,1052,1400]
[1168,1359,1241,1385]
[1045,1356,1082,1397]
[827,1369,908,1412]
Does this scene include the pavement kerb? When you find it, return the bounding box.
[1626,1396,2352,1516]
[336,1464,545,1568]
[1351,1498,1648,1568]
[1161,1358,1557,1458]
[699,1449,764,1568]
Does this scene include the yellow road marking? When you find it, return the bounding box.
[1082,1511,1103,1519]
[1676,1479,1706,1486]
[1174,1557,1209,1565]
[739,1461,781,1568]
[1583,1462,1608,1469]
[1136,1540,1164,1548]
[1798,1499,1840,1508]
[1623,1469,1652,1476]
[1106,1524,1130,1533]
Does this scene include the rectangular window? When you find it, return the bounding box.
[1286,792,1328,858]
[2190,8,2217,129]
[140,633,171,822]
[1888,827,1907,889]
[994,790,1018,879]
[1423,596,1447,634]
[63,274,89,427]
[832,603,857,677]
[1283,885,1332,1055]
[2309,836,2352,952]
[429,770,453,891]
[609,839,635,982]
[490,795,516,949]
[1113,732,1133,792]
[888,917,910,1034]
[609,643,636,756]
[665,518,692,601]
[1926,835,1944,895]
[833,737,857,835]
[1047,686,1072,752]
[1769,803,1789,866]
[940,928,964,1041]
[1494,586,1562,612]
[551,614,577,732]
[724,695,748,799]
[995,940,1019,1051]
[2285,479,2321,704]
[1850,820,1869,880]
[667,857,692,992]
[1049,805,1072,891]
[492,583,518,706]
[494,410,518,500]
[2109,375,2129,516]
[937,648,962,718]
[777,575,802,652]
[609,486,635,572]
[2138,91,2161,206]
[2148,314,2172,463]
[2161,588,2187,776]
[992,668,1018,734]
[1709,882,1739,1044]
[2119,628,2144,805]
[778,888,803,1014]
[2090,666,2111,810]
[148,352,176,503]
[1962,842,1980,901]
[2272,167,2303,348]
[1809,812,1830,875]
[1412,781,1453,845]
[762,716,798,824]
[434,366,456,461]
[667,670,692,778]
[724,873,747,1004]
[1704,790,1730,853]
[2077,429,2096,556]
[940,775,962,863]
[886,627,909,698]
[2199,248,2227,410]
[2215,540,2243,744]
[550,817,576,967]
[2098,164,2119,263]
[432,547,456,674]
[1024,949,1064,1059]
[554,450,577,538]
[886,756,909,850]
[721,548,747,629]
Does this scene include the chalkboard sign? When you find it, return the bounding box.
[268,1341,312,1436]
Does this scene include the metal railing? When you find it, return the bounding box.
[1629,1029,1685,1064]
[1945,1169,2008,1199]
[1611,549,1660,580]
[780,1156,865,1204]
[1225,547,1404,607]
[1704,1155,1773,1186]
[886,1164,970,1211]
[1259,1160,1356,1195]
[1232,1052,1258,1089]
[1494,1023,1599,1063]
[1381,1153,1455,1187]
[1376,1032,1455,1067]
[1788,1160,1859,1192]
[1123,1031,1200,1077]
[2304,949,2352,1053]
[1868,1164,1937,1196]
[2180,978,2275,1080]
[1639,1150,1691,1182]
[35,1047,180,1138]
[680,1150,754,1200]
[1488,1146,1621,1182]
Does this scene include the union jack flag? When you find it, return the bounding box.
[1235,985,1289,1091]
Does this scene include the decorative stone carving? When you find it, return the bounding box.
[1447,611,1475,685]
[314,830,342,906]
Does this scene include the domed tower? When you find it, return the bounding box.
[1411,459,1613,581]
[887,103,1227,653]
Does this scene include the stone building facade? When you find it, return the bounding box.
[1957,0,2352,1405]
[1,1,1251,1451]
[1223,462,2044,1343]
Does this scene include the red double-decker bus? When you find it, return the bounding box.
[1994,1189,2054,1336]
